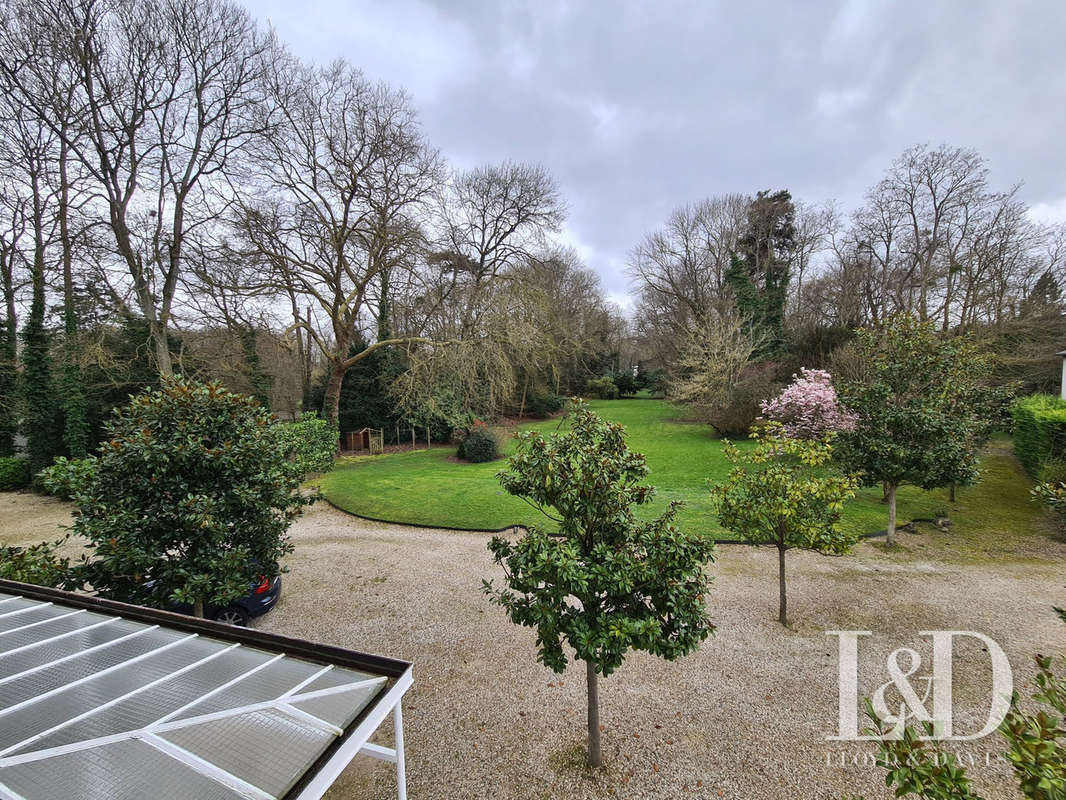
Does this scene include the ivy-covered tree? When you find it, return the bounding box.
[711,424,859,625]
[835,314,989,545]
[59,378,309,618]
[0,316,15,456]
[485,400,716,767]
[21,261,60,472]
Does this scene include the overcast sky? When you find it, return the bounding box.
[245,0,1066,308]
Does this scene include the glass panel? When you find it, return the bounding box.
[0,739,246,800]
[298,664,378,693]
[288,679,385,728]
[0,618,144,682]
[161,708,333,798]
[167,656,322,720]
[0,610,104,654]
[0,627,184,713]
[26,647,277,752]
[1,636,226,754]
[0,596,35,613]
[0,603,63,632]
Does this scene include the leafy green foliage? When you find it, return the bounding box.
[860,652,1066,800]
[21,299,62,473]
[0,538,73,588]
[485,400,716,676]
[586,375,619,399]
[1013,395,1066,477]
[864,701,978,800]
[642,368,669,396]
[1033,481,1066,525]
[457,421,499,463]
[36,457,96,499]
[336,337,403,436]
[732,190,797,354]
[611,370,639,397]
[1000,654,1066,799]
[63,378,309,614]
[710,424,859,623]
[524,391,564,418]
[272,413,337,477]
[836,315,992,541]
[707,369,780,437]
[838,315,988,490]
[1039,459,1066,486]
[0,456,31,491]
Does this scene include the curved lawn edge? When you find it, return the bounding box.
[319,495,523,533]
[318,494,912,542]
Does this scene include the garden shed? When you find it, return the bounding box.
[0,580,413,800]
[342,428,384,455]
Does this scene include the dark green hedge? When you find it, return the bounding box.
[1012,394,1066,476]
[0,456,31,491]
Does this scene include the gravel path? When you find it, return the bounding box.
[2,493,1063,799]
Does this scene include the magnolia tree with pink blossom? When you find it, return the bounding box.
[759,369,857,440]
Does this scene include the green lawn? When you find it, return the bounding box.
[319,398,1042,545]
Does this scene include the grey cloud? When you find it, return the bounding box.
[247,0,1066,302]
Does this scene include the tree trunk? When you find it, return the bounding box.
[777,544,788,626]
[886,483,898,546]
[151,320,174,376]
[586,660,601,767]
[58,136,89,459]
[193,598,204,619]
[949,482,957,503]
[322,359,346,428]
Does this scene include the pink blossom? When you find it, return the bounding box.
[760,368,858,440]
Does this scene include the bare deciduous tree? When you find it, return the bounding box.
[233,58,444,425]
[3,0,275,375]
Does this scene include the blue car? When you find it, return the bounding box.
[170,573,282,626]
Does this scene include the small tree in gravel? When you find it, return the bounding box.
[835,315,987,545]
[710,424,859,625]
[58,378,309,617]
[484,400,716,767]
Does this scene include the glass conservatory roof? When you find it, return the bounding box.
[0,581,411,800]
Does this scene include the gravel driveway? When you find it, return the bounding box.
[2,493,1064,799]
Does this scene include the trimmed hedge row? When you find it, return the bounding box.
[1012,394,1066,476]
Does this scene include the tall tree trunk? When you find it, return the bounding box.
[322,359,346,429]
[302,306,314,411]
[586,660,601,768]
[777,543,788,626]
[886,483,898,546]
[0,250,16,456]
[58,137,89,458]
[949,482,957,503]
[150,321,174,376]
